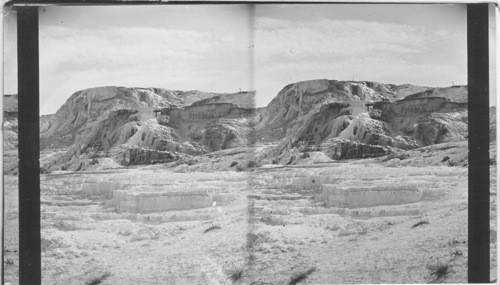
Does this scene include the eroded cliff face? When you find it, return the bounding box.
[22,79,483,172]
[284,96,467,157]
[402,86,467,103]
[40,87,254,150]
[189,91,255,108]
[251,80,471,163]
[374,97,467,116]
[42,88,257,171]
[42,87,168,149]
[253,80,437,142]
[158,103,255,123]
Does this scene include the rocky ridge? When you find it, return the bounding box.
[252,80,470,164]
[4,79,493,173]
[37,87,256,171]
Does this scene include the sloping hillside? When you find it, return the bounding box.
[190,91,255,108]
[5,79,492,173]
[253,80,434,141]
[402,85,467,103]
[40,87,255,150]
[251,80,471,165]
[37,87,256,171]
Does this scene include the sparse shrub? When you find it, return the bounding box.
[246,160,258,168]
[288,267,316,285]
[53,220,77,231]
[235,165,246,172]
[227,267,244,282]
[86,272,111,285]
[118,229,132,236]
[427,261,451,282]
[246,233,259,249]
[411,220,429,228]
[260,215,285,226]
[382,152,409,162]
[247,253,256,263]
[4,258,14,266]
[41,237,55,252]
[447,238,466,246]
[301,152,310,159]
[246,231,274,250]
[325,225,340,231]
[81,181,122,198]
[203,225,221,233]
[250,281,269,285]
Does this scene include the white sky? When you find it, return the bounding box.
[2,4,484,115]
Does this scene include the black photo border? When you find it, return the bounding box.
[7,1,492,284]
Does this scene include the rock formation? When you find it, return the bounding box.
[250,80,470,165]
[36,87,256,171]
[40,87,254,150]
[4,79,494,173]
[402,85,467,103]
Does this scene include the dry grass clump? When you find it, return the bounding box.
[288,267,316,284]
[236,160,259,171]
[53,220,78,231]
[260,215,285,226]
[447,238,466,246]
[250,281,270,285]
[427,261,452,282]
[411,220,429,228]
[82,181,122,197]
[226,267,244,282]
[203,224,221,233]
[86,272,111,285]
[246,231,275,251]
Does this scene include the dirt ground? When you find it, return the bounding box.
[3,162,497,284]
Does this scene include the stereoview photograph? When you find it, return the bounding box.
[2,4,497,284]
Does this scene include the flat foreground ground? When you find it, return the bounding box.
[3,162,497,284]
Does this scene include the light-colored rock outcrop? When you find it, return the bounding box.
[189,91,255,108]
[402,85,467,103]
[322,184,424,208]
[40,87,254,150]
[3,79,482,173]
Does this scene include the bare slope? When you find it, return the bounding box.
[4,79,484,173]
[189,91,255,108]
[37,87,257,171]
[402,85,467,103]
[251,80,472,165]
[40,87,254,150]
[253,80,431,141]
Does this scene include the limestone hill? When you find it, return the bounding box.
[3,79,494,173]
[402,85,467,103]
[40,86,254,150]
[253,80,436,142]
